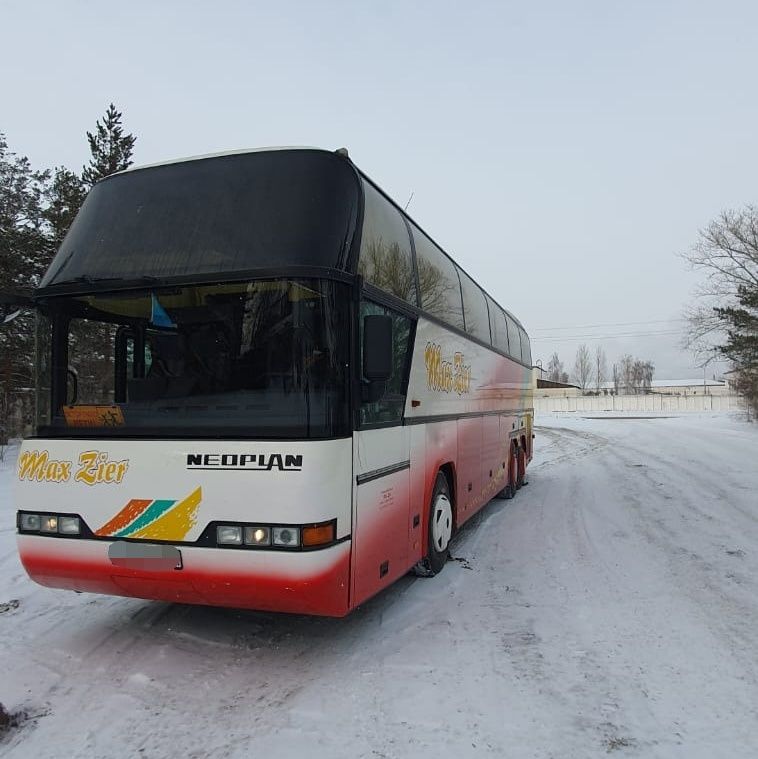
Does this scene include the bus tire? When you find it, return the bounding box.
[503,444,519,499]
[414,471,453,577]
[495,479,512,500]
[517,446,528,488]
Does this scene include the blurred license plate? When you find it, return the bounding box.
[108,542,182,570]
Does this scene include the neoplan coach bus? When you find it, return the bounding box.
[9,147,534,616]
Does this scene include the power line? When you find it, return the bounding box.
[531,318,687,332]
[532,329,685,342]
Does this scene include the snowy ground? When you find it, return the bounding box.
[1,413,757,758]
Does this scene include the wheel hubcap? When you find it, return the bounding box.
[432,493,453,552]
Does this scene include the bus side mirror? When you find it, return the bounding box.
[362,315,393,403]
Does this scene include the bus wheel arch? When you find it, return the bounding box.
[438,462,457,527]
[520,433,528,458]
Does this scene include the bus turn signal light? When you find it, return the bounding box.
[302,522,336,548]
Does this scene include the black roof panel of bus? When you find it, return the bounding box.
[40,149,361,291]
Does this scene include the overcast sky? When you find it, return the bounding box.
[4,0,757,378]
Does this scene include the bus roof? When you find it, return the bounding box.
[56,147,528,333]
[118,146,329,176]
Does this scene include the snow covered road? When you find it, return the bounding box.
[1,414,757,758]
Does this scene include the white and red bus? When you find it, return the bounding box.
[12,148,533,616]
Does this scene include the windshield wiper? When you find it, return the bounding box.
[57,274,161,286]
[69,275,121,284]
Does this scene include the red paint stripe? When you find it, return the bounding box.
[95,499,152,536]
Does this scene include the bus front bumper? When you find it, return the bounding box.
[17,535,352,617]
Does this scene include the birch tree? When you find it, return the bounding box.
[572,344,592,391]
[594,345,607,392]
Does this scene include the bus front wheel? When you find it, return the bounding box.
[414,471,453,577]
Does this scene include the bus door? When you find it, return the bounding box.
[352,427,411,607]
[351,305,414,607]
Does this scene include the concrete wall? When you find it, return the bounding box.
[649,385,730,396]
[534,394,747,413]
[535,387,581,399]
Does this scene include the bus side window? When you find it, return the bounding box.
[410,224,465,331]
[459,270,491,343]
[486,296,510,354]
[505,312,521,362]
[359,301,413,426]
[359,181,417,306]
[519,327,532,366]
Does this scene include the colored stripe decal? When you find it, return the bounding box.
[95,499,152,537]
[129,487,202,541]
[116,499,176,538]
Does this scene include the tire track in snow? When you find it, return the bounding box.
[3,422,758,757]
[598,433,758,688]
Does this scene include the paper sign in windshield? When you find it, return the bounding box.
[63,405,125,427]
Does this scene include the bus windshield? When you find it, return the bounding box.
[37,278,350,439]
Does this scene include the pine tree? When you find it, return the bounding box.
[0,134,51,433]
[81,103,136,187]
[43,166,86,247]
[715,285,758,413]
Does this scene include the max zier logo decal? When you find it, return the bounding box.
[424,342,472,395]
[18,450,129,485]
[186,453,303,472]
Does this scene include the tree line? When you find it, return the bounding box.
[546,200,758,409]
[545,346,655,395]
[0,105,136,435]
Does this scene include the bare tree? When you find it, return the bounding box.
[683,205,758,412]
[594,345,607,392]
[546,352,564,383]
[572,344,592,392]
[358,239,416,304]
[616,354,654,394]
[618,355,634,394]
[631,359,654,393]
[683,207,758,353]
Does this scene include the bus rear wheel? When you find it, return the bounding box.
[498,444,519,499]
[517,446,528,488]
[414,471,453,576]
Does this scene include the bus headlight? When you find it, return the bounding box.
[216,525,243,545]
[58,516,81,535]
[40,516,59,533]
[272,527,300,547]
[19,513,41,531]
[18,512,85,536]
[210,522,332,549]
[244,526,271,546]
